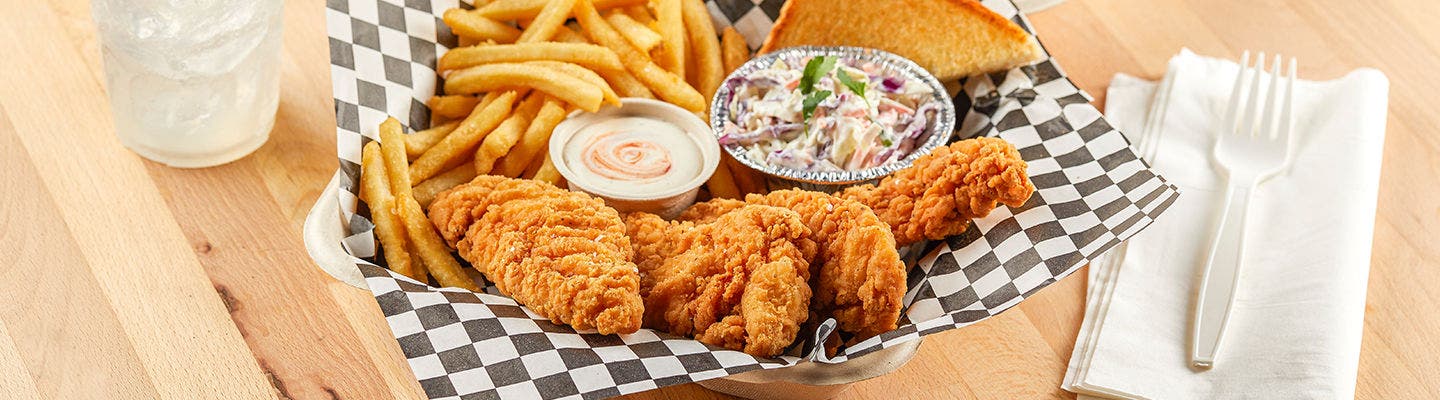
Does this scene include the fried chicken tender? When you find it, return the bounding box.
[680,191,906,341]
[625,205,816,357]
[839,137,1035,247]
[428,176,643,334]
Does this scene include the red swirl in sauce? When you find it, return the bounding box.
[580,130,673,180]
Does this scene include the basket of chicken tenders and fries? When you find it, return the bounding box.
[303,0,1180,398]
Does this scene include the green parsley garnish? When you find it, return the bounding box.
[834,66,878,124]
[798,56,837,128]
[802,90,832,122]
[799,56,836,95]
[835,68,867,98]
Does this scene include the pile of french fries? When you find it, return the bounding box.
[359,0,767,284]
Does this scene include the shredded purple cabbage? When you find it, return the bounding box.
[723,77,745,93]
[767,149,816,170]
[719,123,804,145]
[747,76,785,88]
[896,102,939,153]
[880,76,906,93]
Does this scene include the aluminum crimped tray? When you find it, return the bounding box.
[708,45,956,192]
[711,46,956,192]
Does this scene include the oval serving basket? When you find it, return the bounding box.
[306,0,1180,398]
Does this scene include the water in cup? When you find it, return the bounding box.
[92,0,284,168]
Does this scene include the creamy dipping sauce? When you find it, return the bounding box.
[560,117,704,197]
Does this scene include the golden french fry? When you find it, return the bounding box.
[683,26,698,86]
[379,118,414,198]
[361,142,422,280]
[526,61,620,106]
[516,0,576,43]
[705,160,742,199]
[605,11,661,52]
[406,121,462,161]
[531,153,565,185]
[477,88,535,109]
[496,98,568,177]
[410,91,519,183]
[681,0,723,102]
[475,94,545,174]
[414,163,477,208]
[597,68,654,99]
[428,96,481,120]
[477,0,644,21]
[396,196,481,291]
[443,9,521,43]
[652,0,684,77]
[438,42,624,73]
[574,0,705,111]
[408,250,429,282]
[552,25,590,43]
[476,91,502,111]
[623,5,654,26]
[376,122,481,291]
[720,26,750,74]
[445,63,605,112]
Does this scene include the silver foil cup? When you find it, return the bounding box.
[710,46,957,192]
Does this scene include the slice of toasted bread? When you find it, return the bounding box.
[759,0,1044,81]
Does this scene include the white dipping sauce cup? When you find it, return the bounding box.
[549,98,720,218]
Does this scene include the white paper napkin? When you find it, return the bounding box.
[1062,49,1390,399]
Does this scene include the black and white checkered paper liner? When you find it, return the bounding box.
[325,0,1179,398]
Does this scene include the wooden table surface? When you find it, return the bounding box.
[3,0,1437,398]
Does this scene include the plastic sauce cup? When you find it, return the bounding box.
[549,98,721,218]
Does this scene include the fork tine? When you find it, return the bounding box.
[1238,52,1267,137]
[1221,51,1251,137]
[1276,57,1297,141]
[1259,54,1284,140]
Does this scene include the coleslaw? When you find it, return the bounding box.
[719,55,940,172]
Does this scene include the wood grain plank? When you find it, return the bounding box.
[944,312,1071,399]
[34,1,429,398]
[1380,0,1440,58]
[629,383,737,400]
[1024,1,1150,103]
[0,105,160,399]
[1017,269,1088,362]
[841,312,1072,400]
[843,339,980,400]
[1354,255,1436,399]
[255,0,348,231]
[0,2,278,399]
[328,283,429,400]
[39,0,338,234]
[143,159,406,400]
[0,322,41,400]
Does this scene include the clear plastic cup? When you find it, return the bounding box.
[91,0,284,168]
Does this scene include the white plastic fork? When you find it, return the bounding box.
[1191,51,1297,369]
